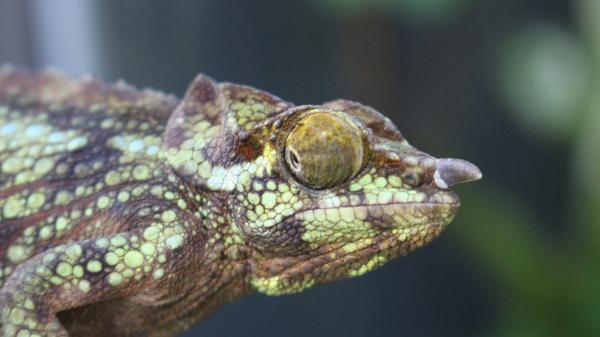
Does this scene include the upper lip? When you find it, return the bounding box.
[290,196,461,225]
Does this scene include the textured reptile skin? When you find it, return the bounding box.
[0,66,480,337]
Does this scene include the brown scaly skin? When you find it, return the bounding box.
[0,66,481,337]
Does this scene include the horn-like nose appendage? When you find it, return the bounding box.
[433,158,482,189]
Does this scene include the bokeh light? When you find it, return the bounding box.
[495,21,590,142]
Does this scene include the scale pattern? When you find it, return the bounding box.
[0,66,472,337]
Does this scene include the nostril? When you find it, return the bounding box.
[401,172,420,187]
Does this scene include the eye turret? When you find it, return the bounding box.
[284,110,364,189]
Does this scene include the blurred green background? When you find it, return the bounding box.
[1,0,599,336]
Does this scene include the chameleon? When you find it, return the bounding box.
[0,65,481,337]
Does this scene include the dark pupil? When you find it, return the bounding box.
[289,150,300,169]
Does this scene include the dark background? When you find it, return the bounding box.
[2,0,599,336]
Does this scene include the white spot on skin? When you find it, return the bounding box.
[166,234,184,250]
[261,192,277,209]
[67,136,88,151]
[128,139,145,152]
[153,268,165,279]
[206,167,226,190]
[146,145,160,156]
[48,131,67,143]
[25,124,46,138]
[206,165,247,192]
[222,165,242,191]
[0,123,17,136]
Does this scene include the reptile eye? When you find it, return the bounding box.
[285,110,364,189]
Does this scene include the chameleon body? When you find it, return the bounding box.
[0,66,481,337]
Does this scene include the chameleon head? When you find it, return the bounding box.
[228,101,481,295]
[163,76,481,296]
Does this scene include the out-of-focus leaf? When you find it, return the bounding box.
[571,96,600,248]
[569,2,600,334]
[568,265,600,337]
[573,0,600,250]
[568,77,600,337]
[577,0,600,56]
[494,21,590,143]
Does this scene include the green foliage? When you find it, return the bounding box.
[494,21,590,143]
[458,2,600,335]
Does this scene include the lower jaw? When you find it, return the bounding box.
[261,218,451,285]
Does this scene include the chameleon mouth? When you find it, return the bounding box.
[293,190,460,230]
[239,190,460,251]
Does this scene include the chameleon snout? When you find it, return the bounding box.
[433,158,482,190]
